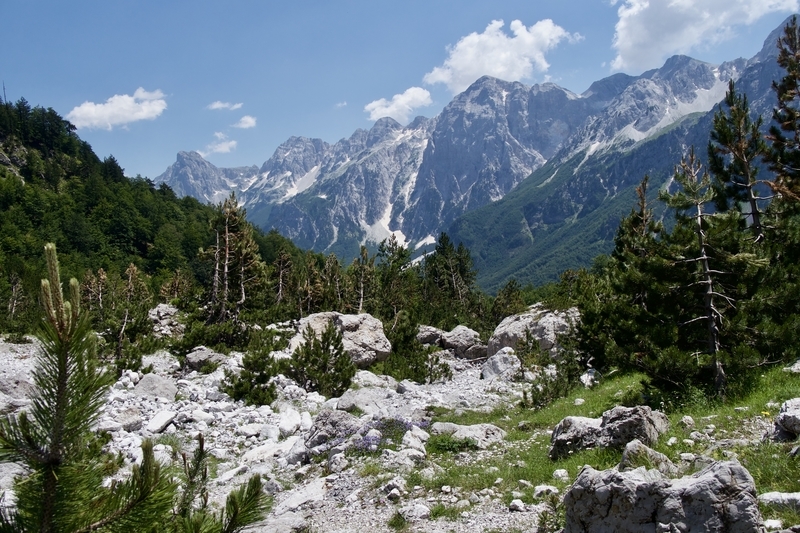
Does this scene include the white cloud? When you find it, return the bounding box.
[364,87,432,123]
[611,0,799,72]
[67,88,167,130]
[335,101,348,108]
[198,132,237,157]
[232,115,257,129]
[207,101,243,110]
[423,19,581,94]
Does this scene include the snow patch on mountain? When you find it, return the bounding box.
[284,165,321,200]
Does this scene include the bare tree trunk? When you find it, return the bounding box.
[219,212,231,321]
[210,230,220,310]
[695,203,725,394]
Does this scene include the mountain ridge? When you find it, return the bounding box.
[155,15,791,288]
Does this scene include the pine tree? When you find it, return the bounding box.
[346,246,375,315]
[659,150,749,397]
[375,235,418,326]
[0,243,175,532]
[766,15,800,201]
[576,175,676,374]
[159,434,267,533]
[709,80,770,242]
[287,322,355,397]
[202,193,266,324]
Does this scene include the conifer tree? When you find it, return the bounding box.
[375,235,418,326]
[203,193,266,324]
[659,150,754,396]
[158,434,267,533]
[709,80,770,242]
[346,246,375,315]
[766,15,800,201]
[287,322,355,397]
[576,176,676,374]
[0,243,175,532]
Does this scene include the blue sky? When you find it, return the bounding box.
[2,1,796,179]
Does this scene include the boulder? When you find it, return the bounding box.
[134,374,177,401]
[146,411,177,433]
[284,312,391,368]
[273,477,327,515]
[304,410,363,452]
[352,370,397,389]
[549,405,669,460]
[184,346,228,371]
[481,348,521,381]
[148,303,184,339]
[441,325,482,359]
[563,461,763,533]
[784,359,800,374]
[619,439,679,477]
[336,386,396,417]
[278,406,302,437]
[430,422,506,449]
[0,368,33,401]
[118,407,144,432]
[242,436,300,464]
[399,503,431,521]
[759,492,800,511]
[775,398,800,438]
[335,314,391,366]
[487,304,579,358]
[417,325,445,346]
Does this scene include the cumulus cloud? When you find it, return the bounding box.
[232,115,256,129]
[335,101,348,108]
[423,19,581,94]
[611,0,798,72]
[207,101,243,110]
[198,132,237,157]
[364,87,433,123]
[67,88,167,130]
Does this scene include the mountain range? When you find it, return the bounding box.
[155,17,787,291]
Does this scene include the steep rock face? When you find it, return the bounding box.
[154,76,629,259]
[263,118,429,254]
[558,55,746,160]
[400,77,616,244]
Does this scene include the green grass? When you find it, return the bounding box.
[429,503,462,520]
[420,365,800,518]
[387,511,407,531]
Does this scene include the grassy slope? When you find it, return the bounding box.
[413,366,800,526]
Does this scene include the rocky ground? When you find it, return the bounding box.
[0,336,549,532]
[0,305,799,532]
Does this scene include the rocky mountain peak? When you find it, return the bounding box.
[366,117,403,147]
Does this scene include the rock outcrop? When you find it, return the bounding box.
[281,312,391,368]
[768,398,800,441]
[563,461,764,533]
[549,405,669,460]
[487,305,579,358]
